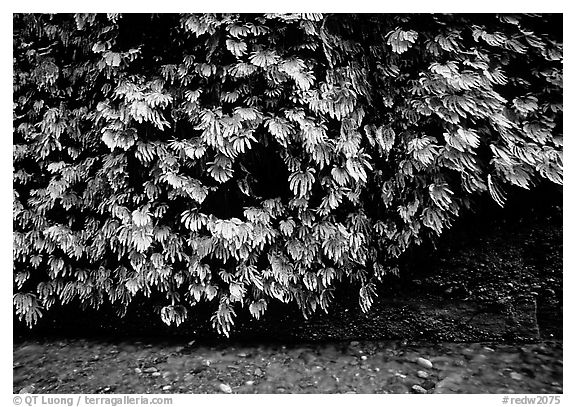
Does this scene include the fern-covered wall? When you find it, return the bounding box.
[13,13,562,335]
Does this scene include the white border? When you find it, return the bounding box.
[2,3,571,405]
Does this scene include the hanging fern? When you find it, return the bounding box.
[13,13,562,336]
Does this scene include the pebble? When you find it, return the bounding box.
[411,384,427,394]
[416,370,429,379]
[219,383,233,394]
[254,367,264,376]
[350,341,360,346]
[152,372,162,377]
[510,372,523,380]
[462,348,475,356]
[300,352,316,364]
[162,385,172,391]
[19,385,35,394]
[190,365,208,374]
[134,368,142,374]
[416,357,433,369]
[245,380,254,386]
[142,367,157,373]
[162,371,176,380]
[360,355,368,360]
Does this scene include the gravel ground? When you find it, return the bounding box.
[14,338,562,394]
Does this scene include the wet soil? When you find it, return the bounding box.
[13,338,562,394]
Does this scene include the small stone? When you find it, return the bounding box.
[299,352,316,364]
[411,384,427,394]
[238,352,248,358]
[134,368,142,374]
[190,365,208,374]
[416,357,433,369]
[219,383,232,394]
[152,372,162,377]
[162,371,176,380]
[416,370,429,379]
[510,372,523,380]
[245,380,254,386]
[143,367,158,373]
[162,385,172,391]
[188,340,196,346]
[254,367,264,376]
[19,385,35,394]
[360,355,368,361]
[350,341,360,346]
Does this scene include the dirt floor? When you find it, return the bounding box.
[13,338,562,394]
